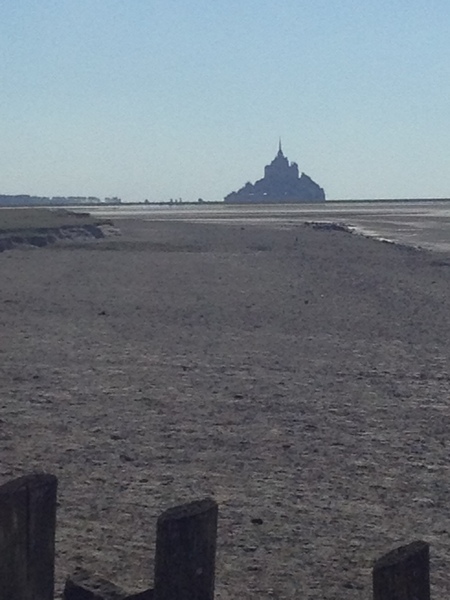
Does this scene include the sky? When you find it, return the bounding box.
[1,1,450,202]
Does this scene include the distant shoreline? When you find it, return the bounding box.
[84,197,450,206]
[1,197,450,208]
[132,197,450,206]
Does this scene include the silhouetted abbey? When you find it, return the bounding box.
[224,142,325,204]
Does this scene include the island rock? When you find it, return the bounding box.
[224,143,325,204]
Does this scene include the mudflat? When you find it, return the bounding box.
[1,218,450,599]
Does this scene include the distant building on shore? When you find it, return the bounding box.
[224,142,325,204]
[0,195,122,207]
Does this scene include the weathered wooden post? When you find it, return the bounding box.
[373,540,430,600]
[64,568,129,600]
[154,498,218,600]
[0,473,58,600]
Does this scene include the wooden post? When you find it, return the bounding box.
[64,568,128,600]
[154,498,218,600]
[373,540,430,600]
[0,473,57,600]
[125,590,154,600]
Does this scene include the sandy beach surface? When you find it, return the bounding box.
[2,217,450,599]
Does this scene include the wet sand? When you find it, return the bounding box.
[85,199,450,252]
[1,218,450,599]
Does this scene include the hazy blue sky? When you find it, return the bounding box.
[1,1,449,201]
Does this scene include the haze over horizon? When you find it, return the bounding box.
[1,1,449,203]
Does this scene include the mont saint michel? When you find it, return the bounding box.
[224,142,326,204]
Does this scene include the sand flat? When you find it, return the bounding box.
[1,218,450,599]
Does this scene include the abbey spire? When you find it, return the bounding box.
[278,138,283,156]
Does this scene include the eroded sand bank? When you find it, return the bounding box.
[1,218,450,599]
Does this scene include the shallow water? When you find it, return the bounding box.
[79,201,450,252]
